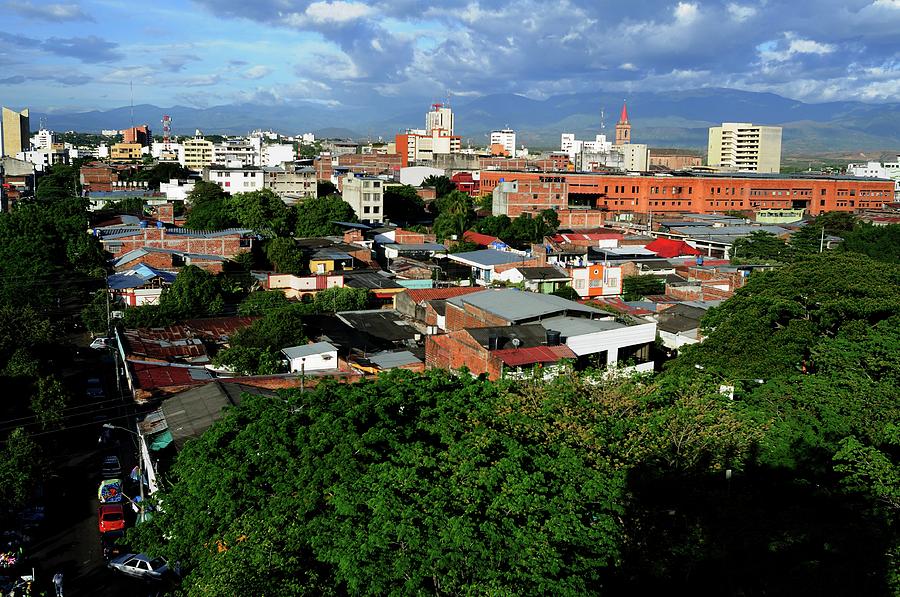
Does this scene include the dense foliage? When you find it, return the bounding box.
[473,210,560,247]
[382,184,426,223]
[621,275,665,300]
[293,195,357,237]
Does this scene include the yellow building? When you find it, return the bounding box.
[183,135,214,170]
[110,142,143,161]
[1,107,30,157]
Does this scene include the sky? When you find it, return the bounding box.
[1,0,898,113]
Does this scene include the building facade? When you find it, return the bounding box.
[203,165,265,195]
[110,143,143,161]
[1,107,30,157]
[708,122,783,173]
[182,134,214,170]
[263,165,317,204]
[490,129,517,156]
[341,173,384,224]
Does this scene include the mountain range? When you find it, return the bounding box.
[34,88,900,154]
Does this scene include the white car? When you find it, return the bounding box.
[90,337,112,350]
[108,553,169,580]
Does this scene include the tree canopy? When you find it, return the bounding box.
[294,195,357,237]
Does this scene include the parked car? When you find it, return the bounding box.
[108,553,169,580]
[98,479,123,503]
[90,337,113,350]
[86,378,105,399]
[100,529,127,560]
[98,504,125,533]
[101,455,122,479]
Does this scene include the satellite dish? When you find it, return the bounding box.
[511,338,521,348]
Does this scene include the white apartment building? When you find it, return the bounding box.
[262,144,295,167]
[159,179,196,202]
[490,129,516,156]
[561,133,612,160]
[213,137,262,167]
[399,128,462,164]
[426,103,454,134]
[341,173,384,224]
[203,165,265,195]
[182,133,214,170]
[708,123,782,173]
[616,143,650,172]
[31,129,55,150]
[263,165,317,204]
[847,156,900,199]
[151,141,184,163]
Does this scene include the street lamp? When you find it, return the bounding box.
[103,423,147,522]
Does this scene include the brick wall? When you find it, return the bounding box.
[425,330,498,378]
[445,301,510,331]
[101,228,249,260]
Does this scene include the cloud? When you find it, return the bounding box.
[161,54,202,72]
[727,3,757,22]
[242,65,273,79]
[303,1,373,24]
[3,1,93,22]
[759,32,836,62]
[673,2,699,24]
[43,35,123,63]
[0,75,25,84]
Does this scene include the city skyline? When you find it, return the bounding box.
[1,0,899,112]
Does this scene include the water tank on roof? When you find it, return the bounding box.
[546,330,561,346]
[139,220,148,228]
[696,256,704,265]
[156,221,164,228]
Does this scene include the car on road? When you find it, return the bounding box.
[98,504,126,533]
[100,529,127,560]
[98,479,123,503]
[101,455,122,479]
[90,337,113,350]
[86,377,105,399]
[108,553,169,580]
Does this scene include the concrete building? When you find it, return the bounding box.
[213,137,262,167]
[110,143,143,161]
[1,107,30,157]
[262,144,295,167]
[203,165,265,195]
[847,156,900,199]
[341,172,384,224]
[159,179,196,202]
[617,143,650,172]
[426,103,454,135]
[395,129,462,167]
[182,133,214,170]
[708,122,782,173]
[123,125,151,147]
[490,129,516,156]
[399,166,445,187]
[16,148,69,172]
[282,342,339,373]
[263,164,317,204]
[31,128,55,150]
[649,150,703,170]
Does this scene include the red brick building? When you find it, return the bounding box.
[451,171,480,197]
[98,222,255,269]
[123,125,151,146]
[483,170,894,223]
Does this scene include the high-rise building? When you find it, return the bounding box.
[123,124,151,147]
[182,131,214,170]
[1,107,30,157]
[707,122,782,173]
[426,103,454,135]
[614,101,631,146]
[490,129,516,156]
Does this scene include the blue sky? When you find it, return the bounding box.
[1,0,898,112]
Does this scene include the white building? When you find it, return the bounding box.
[31,129,55,150]
[847,156,900,199]
[159,179,196,202]
[399,166,445,187]
[426,103,454,134]
[399,128,461,165]
[300,132,315,144]
[213,137,262,167]
[151,141,184,163]
[203,165,265,195]
[282,342,339,373]
[616,143,650,172]
[341,172,384,224]
[490,129,516,156]
[708,122,782,173]
[262,144,295,167]
[561,133,612,160]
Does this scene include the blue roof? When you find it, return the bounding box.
[107,262,177,289]
[448,249,528,267]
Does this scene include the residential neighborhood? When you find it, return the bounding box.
[1,2,898,595]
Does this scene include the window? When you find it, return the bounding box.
[363,206,370,213]
[372,206,380,213]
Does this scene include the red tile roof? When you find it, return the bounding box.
[492,344,576,367]
[463,230,501,246]
[132,363,209,390]
[404,286,486,303]
[645,238,702,258]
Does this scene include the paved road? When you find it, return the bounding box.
[24,345,173,596]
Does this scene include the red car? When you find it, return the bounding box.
[98,504,126,533]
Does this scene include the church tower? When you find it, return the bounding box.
[614,100,631,146]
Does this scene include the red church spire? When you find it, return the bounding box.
[619,100,629,124]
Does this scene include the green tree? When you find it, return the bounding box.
[159,265,225,319]
[731,230,793,263]
[316,181,337,197]
[551,285,580,301]
[32,376,68,430]
[422,174,456,198]
[184,181,237,230]
[839,223,900,264]
[382,184,425,222]
[231,189,293,237]
[238,291,292,316]
[0,428,40,518]
[294,195,357,237]
[312,286,369,312]
[265,237,307,274]
[621,275,665,300]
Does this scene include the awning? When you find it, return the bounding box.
[148,429,173,451]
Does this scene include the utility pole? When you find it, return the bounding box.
[819,226,825,253]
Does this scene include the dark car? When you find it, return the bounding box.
[101,455,122,479]
[101,529,127,560]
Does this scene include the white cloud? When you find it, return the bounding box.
[4,1,93,22]
[872,0,900,8]
[673,2,699,24]
[620,62,638,71]
[759,32,835,62]
[727,3,757,22]
[304,1,373,24]
[242,65,272,80]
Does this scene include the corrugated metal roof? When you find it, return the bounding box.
[404,286,485,303]
[541,315,626,337]
[382,243,447,252]
[448,249,527,267]
[368,350,421,369]
[493,344,575,366]
[282,342,338,360]
[446,289,600,322]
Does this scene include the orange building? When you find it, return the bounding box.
[482,170,893,223]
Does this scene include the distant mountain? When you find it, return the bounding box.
[35,88,900,153]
